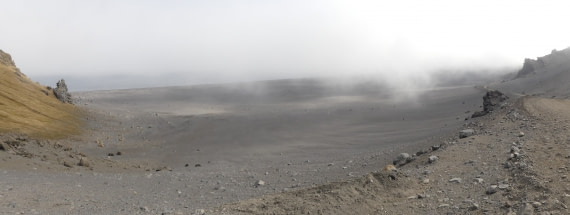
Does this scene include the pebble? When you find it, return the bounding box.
[78,157,90,167]
[449,178,462,183]
[532,201,541,208]
[429,156,438,164]
[63,161,73,168]
[486,185,498,194]
[469,202,480,211]
[473,178,484,184]
[459,129,475,139]
[255,180,265,187]
[498,184,509,189]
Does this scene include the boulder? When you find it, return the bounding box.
[459,129,475,139]
[428,156,438,164]
[393,153,414,166]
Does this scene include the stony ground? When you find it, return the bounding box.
[1,92,569,214]
[209,96,570,214]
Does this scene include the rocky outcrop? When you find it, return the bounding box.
[0,49,21,74]
[514,47,570,79]
[0,49,16,67]
[515,58,544,78]
[53,79,73,104]
[471,90,508,118]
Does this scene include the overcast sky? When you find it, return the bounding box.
[2,0,569,90]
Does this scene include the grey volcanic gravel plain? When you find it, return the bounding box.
[1,79,485,214]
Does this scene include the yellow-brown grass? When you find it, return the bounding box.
[0,63,82,139]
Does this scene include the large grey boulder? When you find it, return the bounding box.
[393,153,414,166]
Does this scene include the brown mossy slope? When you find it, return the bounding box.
[0,50,82,138]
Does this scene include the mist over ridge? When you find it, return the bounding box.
[3,1,569,91]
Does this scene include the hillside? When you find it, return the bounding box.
[494,47,570,98]
[0,50,82,138]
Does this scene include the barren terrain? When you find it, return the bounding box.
[2,48,570,214]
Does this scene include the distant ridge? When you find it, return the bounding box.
[514,47,570,79]
[0,50,82,138]
[495,46,570,99]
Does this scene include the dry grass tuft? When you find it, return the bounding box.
[0,63,83,139]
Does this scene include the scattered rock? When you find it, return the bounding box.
[486,185,498,194]
[518,203,534,215]
[63,161,73,168]
[498,184,509,189]
[532,201,541,208]
[78,157,90,167]
[415,149,427,156]
[96,139,104,147]
[511,146,521,153]
[431,145,440,151]
[140,206,149,212]
[393,153,414,166]
[382,164,397,172]
[255,180,265,187]
[518,131,525,137]
[449,178,462,183]
[469,202,480,211]
[428,156,439,164]
[195,209,205,215]
[459,129,475,139]
[473,178,484,184]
